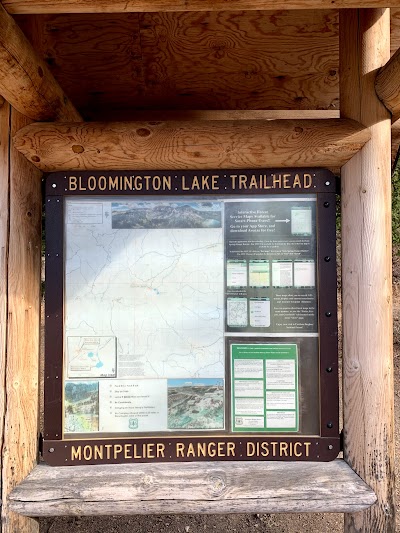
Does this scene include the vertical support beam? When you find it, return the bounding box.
[0,106,41,532]
[340,9,395,532]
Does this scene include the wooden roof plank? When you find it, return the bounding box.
[4,0,400,15]
[0,4,81,121]
[12,117,369,172]
[15,11,339,120]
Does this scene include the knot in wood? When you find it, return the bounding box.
[294,127,304,134]
[208,474,226,495]
[141,474,153,486]
[136,128,151,137]
[72,145,84,154]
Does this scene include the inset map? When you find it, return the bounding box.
[167,378,224,430]
[64,381,99,433]
[111,201,222,229]
[67,336,116,378]
[227,298,248,327]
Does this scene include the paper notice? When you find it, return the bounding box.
[272,261,293,287]
[265,390,296,410]
[98,379,168,432]
[249,298,270,327]
[265,359,296,389]
[294,260,315,287]
[234,379,264,397]
[234,397,264,416]
[249,260,270,287]
[234,358,264,379]
[66,202,103,224]
[266,411,297,429]
[227,260,247,287]
[234,416,264,428]
[291,207,312,235]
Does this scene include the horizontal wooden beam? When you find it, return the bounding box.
[376,47,400,122]
[129,110,341,121]
[9,460,375,516]
[0,4,81,121]
[3,0,400,14]
[13,118,370,172]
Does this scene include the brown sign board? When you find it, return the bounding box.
[43,168,339,465]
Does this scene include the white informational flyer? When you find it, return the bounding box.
[249,260,270,287]
[266,411,297,429]
[272,261,293,287]
[99,379,168,432]
[234,397,264,416]
[291,206,312,235]
[294,260,315,287]
[227,260,247,287]
[234,416,264,429]
[265,391,296,410]
[234,358,264,379]
[66,202,103,224]
[265,359,296,389]
[234,379,264,397]
[249,298,270,327]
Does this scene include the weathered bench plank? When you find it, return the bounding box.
[9,460,376,517]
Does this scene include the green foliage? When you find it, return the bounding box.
[335,192,341,232]
[392,168,400,250]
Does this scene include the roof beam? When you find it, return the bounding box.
[376,47,400,122]
[12,118,370,173]
[0,4,81,121]
[3,0,400,14]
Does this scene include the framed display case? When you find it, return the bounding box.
[42,168,339,465]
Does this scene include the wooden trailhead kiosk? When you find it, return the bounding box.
[0,2,398,532]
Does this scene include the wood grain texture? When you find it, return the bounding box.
[375,48,400,122]
[8,460,376,516]
[3,0,400,14]
[11,9,400,162]
[340,9,395,533]
[0,110,41,532]
[12,118,370,172]
[0,97,11,531]
[93,110,340,121]
[0,4,80,121]
[15,11,339,119]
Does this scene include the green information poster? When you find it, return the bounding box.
[231,343,299,432]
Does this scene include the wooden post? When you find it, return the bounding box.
[340,9,395,532]
[0,105,42,532]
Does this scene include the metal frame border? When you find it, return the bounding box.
[43,168,339,465]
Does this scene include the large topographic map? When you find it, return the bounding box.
[64,199,224,382]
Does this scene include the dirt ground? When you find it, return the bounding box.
[38,251,400,533]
